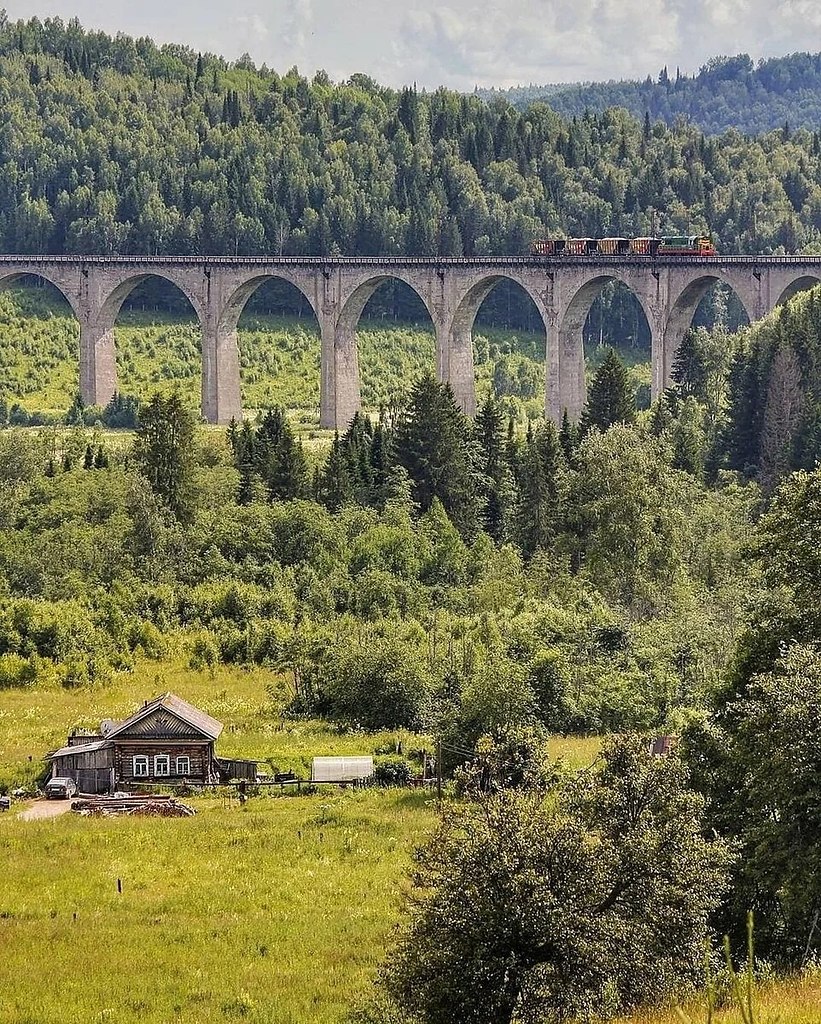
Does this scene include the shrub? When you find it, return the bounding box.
[374,756,414,787]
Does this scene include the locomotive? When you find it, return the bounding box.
[531,236,716,257]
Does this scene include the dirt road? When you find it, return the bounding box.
[17,800,72,821]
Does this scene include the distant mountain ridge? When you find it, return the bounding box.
[478,53,821,135]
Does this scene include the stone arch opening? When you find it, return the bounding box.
[224,276,321,423]
[662,276,753,396]
[456,277,547,421]
[98,275,202,415]
[334,276,436,427]
[449,274,549,420]
[0,273,79,418]
[560,276,653,421]
[776,275,821,308]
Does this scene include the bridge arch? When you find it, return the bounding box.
[84,273,205,416]
[448,273,550,419]
[661,275,754,394]
[558,274,654,422]
[331,274,438,428]
[775,275,821,308]
[0,269,80,319]
[218,274,321,419]
[0,272,80,415]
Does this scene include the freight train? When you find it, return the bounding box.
[531,236,717,257]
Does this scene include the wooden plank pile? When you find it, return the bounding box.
[71,796,196,818]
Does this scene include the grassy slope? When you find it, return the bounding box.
[0,665,600,1023]
[0,789,432,1024]
[0,287,651,422]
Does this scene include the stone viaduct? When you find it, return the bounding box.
[2,254,820,427]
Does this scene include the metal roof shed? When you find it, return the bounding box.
[311,756,374,783]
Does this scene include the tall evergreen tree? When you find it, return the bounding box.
[133,391,196,522]
[474,395,514,542]
[580,349,636,433]
[394,372,480,539]
[514,421,565,558]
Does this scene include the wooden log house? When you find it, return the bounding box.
[49,693,258,794]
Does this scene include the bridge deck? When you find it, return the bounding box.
[0,254,819,268]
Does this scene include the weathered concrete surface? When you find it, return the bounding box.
[0,256,816,427]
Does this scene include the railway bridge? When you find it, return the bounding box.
[2,254,820,427]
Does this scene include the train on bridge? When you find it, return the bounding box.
[531,235,717,257]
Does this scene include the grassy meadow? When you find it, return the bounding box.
[0,283,652,424]
[0,660,602,1024]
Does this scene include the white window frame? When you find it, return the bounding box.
[154,754,171,777]
[133,755,149,778]
[175,755,190,776]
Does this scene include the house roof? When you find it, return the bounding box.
[105,693,223,742]
[50,738,111,759]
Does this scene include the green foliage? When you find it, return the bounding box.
[581,348,637,433]
[686,643,821,964]
[382,736,729,1024]
[133,391,197,522]
[486,53,821,135]
[394,373,480,539]
[373,755,415,786]
[0,17,813,267]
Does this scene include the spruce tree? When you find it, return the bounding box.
[672,329,707,399]
[133,391,196,523]
[580,349,636,433]
[474,395,514,542]
[318,432,354,511]
[394,372,480,539]
[514,421,565,558]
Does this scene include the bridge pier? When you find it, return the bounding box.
[439,321,477,418]
[319,319,361,431]
[201,320,242,425]
[79,317,118,410]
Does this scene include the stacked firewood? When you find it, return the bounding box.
[71,796,196,817]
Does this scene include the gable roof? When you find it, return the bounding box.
[106,693,223,742]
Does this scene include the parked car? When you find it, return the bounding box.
[45,777,78,800]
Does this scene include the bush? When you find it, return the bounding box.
[374,756,414,787]
[0,652,36,689]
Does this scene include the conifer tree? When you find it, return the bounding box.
[672,329,708,399]
[394,372,480,539]
[133,391,196,523]
[474,395,514,542]
[558,409,579,462]
[580,349,636,433]
[514,421,565,558]
[318,431,354,511]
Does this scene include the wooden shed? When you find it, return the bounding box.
[49,693,258,794]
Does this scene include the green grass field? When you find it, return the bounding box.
[0,788,434,1024]
[0,661,602,1024]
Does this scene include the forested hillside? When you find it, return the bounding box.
[0,16,820,259]
[484,52,821,136]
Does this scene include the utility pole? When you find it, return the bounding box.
[436,736,442,810]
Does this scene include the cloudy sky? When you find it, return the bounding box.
[4,0,821,90]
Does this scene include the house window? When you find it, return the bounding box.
[176,755,190,776]
[133,756,149,777]
[154,754,171,777]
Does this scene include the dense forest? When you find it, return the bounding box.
[0,15,819,265]
[483,52,821,135]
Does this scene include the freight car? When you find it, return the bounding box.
[531,236,716,257]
